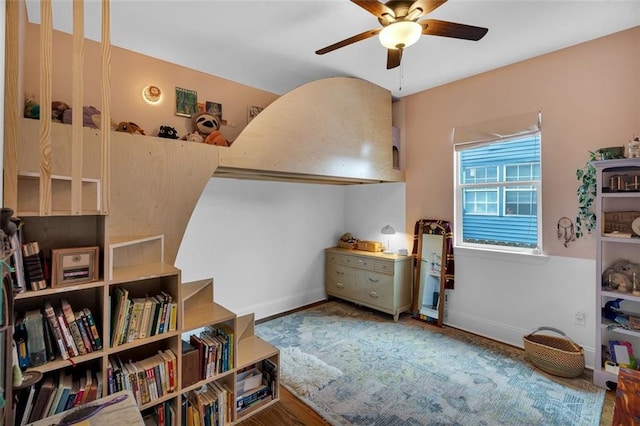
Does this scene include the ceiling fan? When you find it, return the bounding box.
[315,0,489,69]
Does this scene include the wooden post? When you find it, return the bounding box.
[3,0,19,210]
[100,0,111,215]
[71,0,85,214]
[39,0,53,215]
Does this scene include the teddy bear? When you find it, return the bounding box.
[603,259,640,292]
[629,136,640,159]
[157,126,179,139]
[52,101,71,122]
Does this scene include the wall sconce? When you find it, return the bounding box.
[381,224,396,254]
[142,85,162,104]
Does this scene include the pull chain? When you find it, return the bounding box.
[399,60,403,92]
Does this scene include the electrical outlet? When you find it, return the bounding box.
[574,311,585,326]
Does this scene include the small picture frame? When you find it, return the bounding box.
[175,87,198,117]
[247,105,264,123]
[51,246,99,288]
[206,101,223,122]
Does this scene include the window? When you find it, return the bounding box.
[455,134,541,252]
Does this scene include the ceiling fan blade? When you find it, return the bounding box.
[409,0,447,17]
[351,0,395,19]
[387,48,402,69]
[316,28,381,55]
[421,19,488,41]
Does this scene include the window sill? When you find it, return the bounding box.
[454,245,549,265]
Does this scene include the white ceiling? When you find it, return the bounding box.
[26,0,640,98]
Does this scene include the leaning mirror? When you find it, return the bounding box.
[411,219,454,327]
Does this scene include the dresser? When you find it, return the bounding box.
[325,247,413,322]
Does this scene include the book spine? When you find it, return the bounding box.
[43,303,69,360]
[75,311,94,353]
[139,300,152,339]
[42,314,57,361]
[82,308,102,350]
[22,242,47,291]
[61,300,87,355]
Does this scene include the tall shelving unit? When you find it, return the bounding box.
[593,158,640,389]
[3,1,279,423]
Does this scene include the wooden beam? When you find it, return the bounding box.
[100,0,111,214]
[3,0,19,210]
[71,0,85,214]
[39,0,53,215]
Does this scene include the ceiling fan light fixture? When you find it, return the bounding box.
[379,20,422,49]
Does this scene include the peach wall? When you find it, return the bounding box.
[404,26,640,259]
[22,23,279,141]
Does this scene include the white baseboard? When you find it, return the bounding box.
[233,289,327,321]
[445,310,596,369]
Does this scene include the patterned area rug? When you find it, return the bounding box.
[256,301,605,426]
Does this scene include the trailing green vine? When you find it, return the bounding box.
[575,151,598,238]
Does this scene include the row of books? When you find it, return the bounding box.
[15,369,102,425]
[183,381,231,426]
[110,287,177,347]
[188,325,234,381]
[108,349,177,407]
[142,399,175,426]
[236,359,278,417]
[607,339,637,369]
[17,300,101,369]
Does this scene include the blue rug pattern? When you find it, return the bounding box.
[256,301,604,426]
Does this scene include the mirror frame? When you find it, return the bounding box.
[411,219,453,327]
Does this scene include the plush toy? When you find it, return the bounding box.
[62,105,101,129]
[24,97,40,119]
[185,132,204,143]
[629,136,640,159]
[52,101,71,122]
[192,111,220,136]
[158,126,179,139]
[115,121,145,135]
[204,130,230,147]
[603,259,640,291]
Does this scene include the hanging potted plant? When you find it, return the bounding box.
[575,151,598,238]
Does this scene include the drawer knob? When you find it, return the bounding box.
[368,278,380,283]
[335,271,344,276]
[336,283,345,289]
[369,291,379,298]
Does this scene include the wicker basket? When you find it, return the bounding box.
[522,327,585,378]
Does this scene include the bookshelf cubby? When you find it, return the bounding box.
[13,221,280,424]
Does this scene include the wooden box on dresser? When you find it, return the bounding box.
[592,158,640,390]
[325,247,413,322]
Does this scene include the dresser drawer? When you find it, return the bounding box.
[341,255,375,270]
[356,270,393,309]
[326,251,341,265]
[373,260,394,275]
[326,264,356,297]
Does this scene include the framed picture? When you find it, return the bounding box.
[51,246,99,288]
[206,101,223,121]
[175,87,198,117]
[247,105,264,123]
